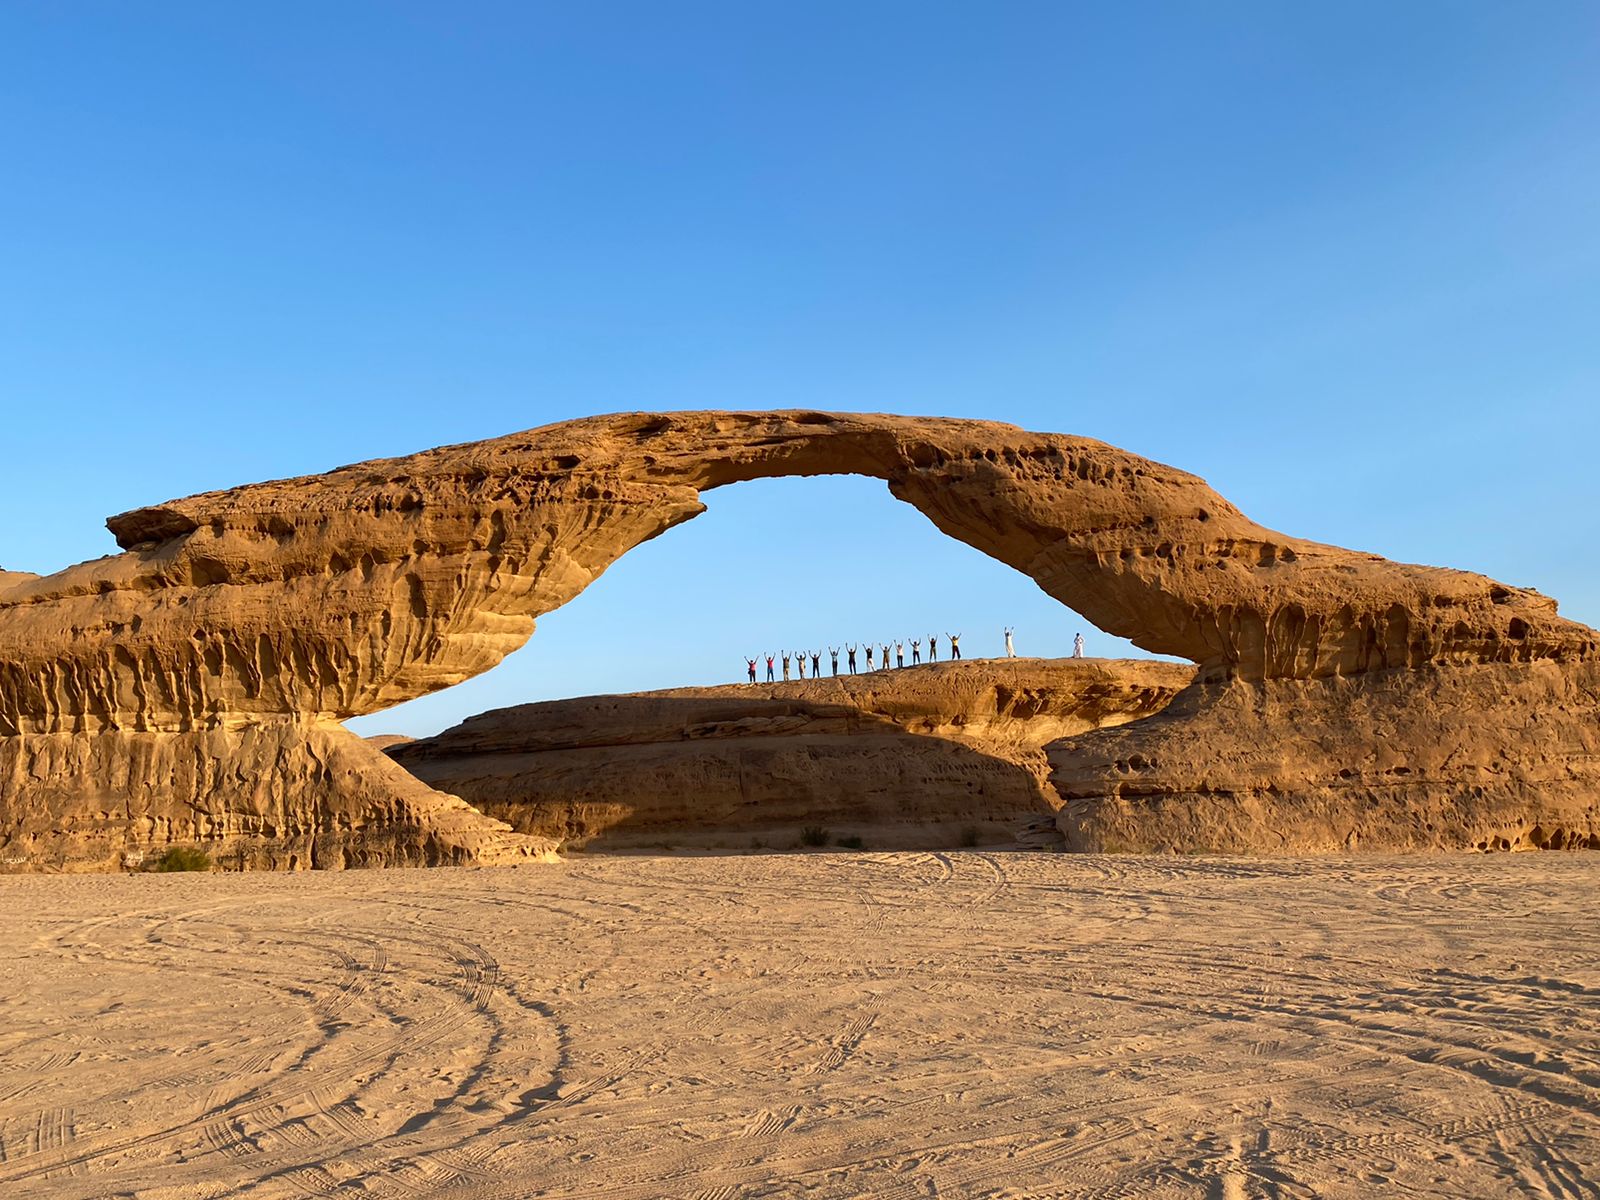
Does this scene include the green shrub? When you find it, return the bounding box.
[800,826,831,847]
[149,846,212,873]
[836,835,864,850]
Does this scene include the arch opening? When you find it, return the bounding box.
[363,473,1194,854]
[347,473,1169,739]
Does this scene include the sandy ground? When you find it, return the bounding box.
[0,854,1596,1199]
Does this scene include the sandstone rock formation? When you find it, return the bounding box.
[1,409,1595,869]
[1052,661,1600,853]
[387,658,1192,850]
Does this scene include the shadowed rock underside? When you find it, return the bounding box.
[386,658,1194,851]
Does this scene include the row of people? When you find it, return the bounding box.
[745,635,961,683]
[742,628,1085,683]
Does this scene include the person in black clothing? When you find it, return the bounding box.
[829,647,840,675]
[811,650,821,678]
[911,638,921,664]
[847,644,857,673]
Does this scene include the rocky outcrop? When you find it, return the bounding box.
[1051,661,1600,853]
[1,722,545,872]
[1,409,1595,868]
[386,658,1192,850]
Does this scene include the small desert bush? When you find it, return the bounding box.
[835,835,864,850]
[799,826,831,847]
[148,846,212,873]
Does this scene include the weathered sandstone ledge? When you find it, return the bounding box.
[1,410,1594,868]
[385,658,1192,850]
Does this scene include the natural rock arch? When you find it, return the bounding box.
[1,410,1596,868]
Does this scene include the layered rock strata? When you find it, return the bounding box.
[1051,661,1600,853]
[386,658,1192,850]
[1,409,1595,868]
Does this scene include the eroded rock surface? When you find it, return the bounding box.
[1,410,1595,868]
[387,658,1192,850]
[1051,661,1600,854]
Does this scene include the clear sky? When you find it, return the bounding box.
[2,2,1596,737]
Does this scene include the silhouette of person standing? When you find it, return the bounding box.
[766,654,775,682]
[1073,632,1085,659]
[865,644,874,670]
[847,644,858,673]
[881,643,892,670]
[928,634,938,662]
[1004,626,1015,657]
[796,651,806,680]
[746,657,757,684]
[811,650,821,678]
[895,641,905,669]
[782,652,791,681]
[949,632,962,660]
[911,638,921,664]
[829,647,839,676]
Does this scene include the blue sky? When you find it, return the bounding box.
[2,2,1596,736]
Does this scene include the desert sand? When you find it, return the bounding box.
[1,852,1595,1198]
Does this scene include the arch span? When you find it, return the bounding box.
[1,411,1595,868]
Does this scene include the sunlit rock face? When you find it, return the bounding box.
[1,410,1595,869]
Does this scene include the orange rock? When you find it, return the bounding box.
[1,411,1594,868]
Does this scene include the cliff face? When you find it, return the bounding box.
[1051,661,1600,854]
[1,410,1595,869]
[0,722,543,872]
[386,658,1193,850]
